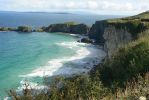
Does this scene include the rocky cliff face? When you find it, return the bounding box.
[89,17,148,57]
[44,23,90,34]
[89,21,132,57]
[103,26,132,57]
[45,24,69,33]
[89,20,107,44]
[69,24,90,34]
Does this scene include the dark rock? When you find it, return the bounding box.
[43,23,90,34]
[89,20,108,43]
[146,94,149,100]
[80,38,93,43]
[77,40,81,42]
[70,24,90,34]
[45,24,70,33]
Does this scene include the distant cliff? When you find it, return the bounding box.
[43,22,90,34]
[89,11,149,57]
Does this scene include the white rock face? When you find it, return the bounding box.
[103,26,132,57]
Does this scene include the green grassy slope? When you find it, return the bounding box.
[105,11,149,38]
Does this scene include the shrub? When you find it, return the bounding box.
[17,26,32,32]
[0,27,9,31]
[99,34,149,87]
[63,22,77,26]
[8,75,110,100]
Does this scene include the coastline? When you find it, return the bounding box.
[0,31,105,99]
[5,11,149,99]
[15,34,106,95]
[19,34,106,78]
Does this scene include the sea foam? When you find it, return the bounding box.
[15,41,106,98]
[19,41,105,78]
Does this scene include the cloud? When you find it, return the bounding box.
[0,0,149,13]
[87,1,98,9]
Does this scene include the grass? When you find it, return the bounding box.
[63,21,77,26]
[106,19,148,38]
[105,11,149,38]
[17,26,32,32]
[8,74,149,100]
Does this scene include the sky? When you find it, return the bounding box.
[0,0,149,15]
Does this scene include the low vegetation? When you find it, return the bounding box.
[0,27,16,31]
[99,32,149,87]
[63,21,77,26]
[108,20,146,37]
[106,11,149,38]
[17,26,32,32]
[0,27,9,31]
[34,28,44,32]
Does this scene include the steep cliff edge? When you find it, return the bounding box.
[89,20,107,44]
[103,26,132,57]
[89,11,149,57]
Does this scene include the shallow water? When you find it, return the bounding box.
[0,12,119,99]
[0,32,105,99]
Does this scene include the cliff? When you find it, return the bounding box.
[89,11,149,57]
[103,26,132,57]
[0,26,32,32]
[43,23,90,34]
[89,20,107,44]
[17,26,32,32]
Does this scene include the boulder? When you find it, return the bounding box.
[80,38,93,43]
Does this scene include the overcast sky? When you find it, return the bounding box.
[0,0,149,15]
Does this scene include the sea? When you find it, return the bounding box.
[0,11,123,99]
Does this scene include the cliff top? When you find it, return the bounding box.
[104,11,149,37]
[107,11,149,24]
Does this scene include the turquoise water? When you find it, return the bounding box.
[0,12,120,99]
[0,31,106,99]
[0,32,77,98]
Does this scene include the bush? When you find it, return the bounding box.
[17,26,32,32]
[8,75,110,100]
[99,34,149,87]
[108,20,146,38]
[35,28,44,32]
[63,22,77,26]
[0,27,9,31]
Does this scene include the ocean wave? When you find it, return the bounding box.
[18,80,47,90]
[19,41,105,78]
[56,41,88,47]
[15,41,106,100]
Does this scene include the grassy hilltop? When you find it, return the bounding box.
[106,11,149,37]
[9,12,149,100]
